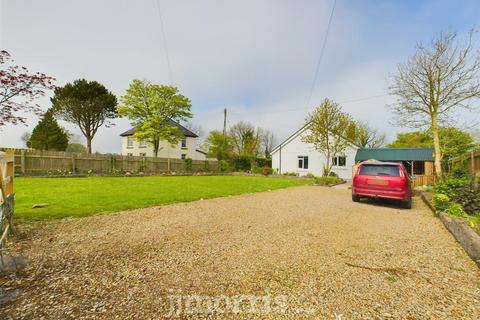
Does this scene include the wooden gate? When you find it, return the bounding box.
[0,151,14,249]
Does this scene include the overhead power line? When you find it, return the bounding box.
[306,0,337,107]
[154,0,173,84]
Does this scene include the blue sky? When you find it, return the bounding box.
[1,0,479,152]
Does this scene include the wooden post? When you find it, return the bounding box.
[71,154,75,174]
[20,149,25,174]
[471,151,475,175]
[167,158,171,172]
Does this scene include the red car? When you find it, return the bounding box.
[352,161,413,209]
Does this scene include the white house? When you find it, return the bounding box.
[270,125,358,180]
[120,120,207,160]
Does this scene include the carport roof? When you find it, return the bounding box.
[355,148,435,162]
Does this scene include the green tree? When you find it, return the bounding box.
[301,98,354,176]
[229,121,261,157]
[388,128,477,160]
[204,130,233,160]
[27,110,68,151]
[390,31,480,177]
[51,79,117,154]
[117,79,192,157]
[66,143,88,153]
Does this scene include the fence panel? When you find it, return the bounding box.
[0,151,14,249]
[0,148,218,176]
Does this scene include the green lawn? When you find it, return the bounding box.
[15,176,310,221]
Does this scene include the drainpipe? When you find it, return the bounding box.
[279,145,282,174]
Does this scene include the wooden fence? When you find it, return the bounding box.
[0,151,14,249]
[0,148,218,176]
[448,150,480,186]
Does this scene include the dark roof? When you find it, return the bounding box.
[120,119,198,138]
[355,148,435,162]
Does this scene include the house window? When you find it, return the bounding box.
[298,156,308,169]
[181,138,187,149]
[139,152,146,157]
[181,154,187,160]
[127,153,133,157]
[332,156,346,167]
[138,140,147,148]
[127,137,134,148]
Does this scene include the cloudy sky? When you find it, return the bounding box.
[1,0,479,153]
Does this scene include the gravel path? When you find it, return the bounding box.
[2,186,480,319]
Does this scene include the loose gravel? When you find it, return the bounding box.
[1,186,480,319]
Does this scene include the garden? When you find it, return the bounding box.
[431,173,480,235]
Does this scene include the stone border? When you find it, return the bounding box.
[420,191,480,268]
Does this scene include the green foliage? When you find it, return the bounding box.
[51,79,117,153]
[183,157,193,172]
[204,130,233,160]
[231,155,252,171]
[118,79,192,157]
[314,176,342,186]
[387,128,476,160]
[66,143,87,153]
[27,110,68,151]
[434,177,470,198]
[282,172,298,176]
[450,185,480,216]
[302,98,355,176]
[443,203,467,217]
[432,193,452,212]
[218,160,231,172]
[304,173,316,179]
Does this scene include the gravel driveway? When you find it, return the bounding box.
[2,186,480,319]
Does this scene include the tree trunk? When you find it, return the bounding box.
[431,115,443,178]
[86,138,92,154]
[153,140,160,158]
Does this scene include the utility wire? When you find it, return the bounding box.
[154,0,173,84]
[306,0,336,107]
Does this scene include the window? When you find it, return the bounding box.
[139,152,146,157]
[298,156,308,169]
[181,138,187,149]
[127,153,133,157]
[359,164,400,176]
[138,140,147,148]
[181,154,187,160]
[127,137,134,148]
[332,156,346,167]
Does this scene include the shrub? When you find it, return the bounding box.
[328,171,338,177]
[450,185,480,216]
[183,157,193,172]
[315,176,342,186]
[219,160,231,172]
[432,193,451,212]
[304,173,316,179]
[283,172,298,176]
[261,166,272,176]
[434,177,470,198]
[231,155,252,171]
[443,203,467,217]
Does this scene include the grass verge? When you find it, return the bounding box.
[15,175,310,221]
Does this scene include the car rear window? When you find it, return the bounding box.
[358,164,400,176]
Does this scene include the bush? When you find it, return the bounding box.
[283,172,298,177]
[434,177,470,198]
[328,171,338,177]
[219,160,231,172]
[450,185,480,216]
[183,157,193,172]
[231,155,252,171]
[304,173,315,179]
[432,193,451,212]
[443,203,467,217]
[315,176,342,186]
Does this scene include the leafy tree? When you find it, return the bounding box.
[204,130,233,160]
[390,30,480,177]
[0,50,55,126]
[354,121,386,148]
[27,110,68,151]
[118,79,192,157]
[51,79,117,154]
[388,128,477,160]
[301,98,354,176]
[387,131,432,148]
[66,143,88,153]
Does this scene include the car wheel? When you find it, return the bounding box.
[352,194,360,202]
[402,199,412,209]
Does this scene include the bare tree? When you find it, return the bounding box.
[354,121,386,148]
[390,30,480,177]
[302,98,354,176]
[229,121,261,157]
[185,122,205,147]
[258,128,277,158]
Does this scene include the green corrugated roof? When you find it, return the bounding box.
[355,148,435,162]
